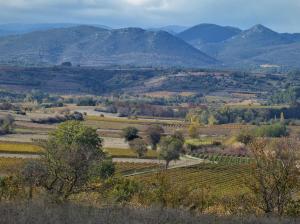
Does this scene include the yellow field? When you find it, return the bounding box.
[105,148,158,158]
[0,142,43,154]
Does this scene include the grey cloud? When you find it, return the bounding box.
[0,0,299,32]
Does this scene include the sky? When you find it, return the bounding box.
[0,0,300,33]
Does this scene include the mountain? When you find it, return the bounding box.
[177,23,241,48]
[149,25,188,34]
[195,24,300,67]
[0,23,110,37]
[0,25,217,67]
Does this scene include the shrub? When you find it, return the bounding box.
[31,112,83,124]
[254,123,288,138]
[0,114,15,135]
[122,127,139,142]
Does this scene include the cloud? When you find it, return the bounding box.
[0,0,299,32]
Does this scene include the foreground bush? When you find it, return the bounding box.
[0,201,298,224]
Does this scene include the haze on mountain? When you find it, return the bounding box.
[0,25,216,67]
[1,21,300,68]
[184,24,300,67]
[0,23,111,37]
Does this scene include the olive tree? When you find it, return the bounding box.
[159,135,184,169]
[129,138,148,158]
[23,121,107,201]
[146,125,164,150]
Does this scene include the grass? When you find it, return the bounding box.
[0,158,30,175]
[0,142,43,154]
[105,148,158,159]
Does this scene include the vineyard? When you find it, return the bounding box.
[132,163,252,197]
[115,162,161,175]
[105,148,158,159]
[190,152,253,165]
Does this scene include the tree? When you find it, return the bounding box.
[129,138,148,158]
[188,124,199,138]
[254,123,288,138]
[280,112,285,124]
[146,125,164,150]
[159,136,184,169]
[208,115,218,126]
[28,121,106,201]
[122,127,139,142]
[235,130,254,145]
[0,114,15,135]
[21,160,47,199]
[247,138,299,215]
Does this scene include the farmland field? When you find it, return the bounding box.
[105,148,158,158]
[0,142,43,154]
[115,162,161,175]
[132,163,251,197]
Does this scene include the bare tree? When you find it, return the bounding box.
[247,138,299,215]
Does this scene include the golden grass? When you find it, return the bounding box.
[0,142,43,154]
[105,148,158,159]
[0,158,30,175]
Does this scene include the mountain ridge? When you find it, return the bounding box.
[0,25,217,67]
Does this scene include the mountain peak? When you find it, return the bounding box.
[247,24,276,34]
[178,23,241,44]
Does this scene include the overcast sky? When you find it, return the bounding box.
[0,0,300,33]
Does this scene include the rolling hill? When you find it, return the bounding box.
[0,25,217,67]
[185,24,300,67]
[177,24,241,48]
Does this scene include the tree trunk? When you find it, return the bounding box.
[165,161,170,169]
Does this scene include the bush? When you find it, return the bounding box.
[254,123,288,138]
[122,127,139,142]
[76,98,96,106]
[31,112,83,124]
[0,114,15,135]
[236,131,254,145]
